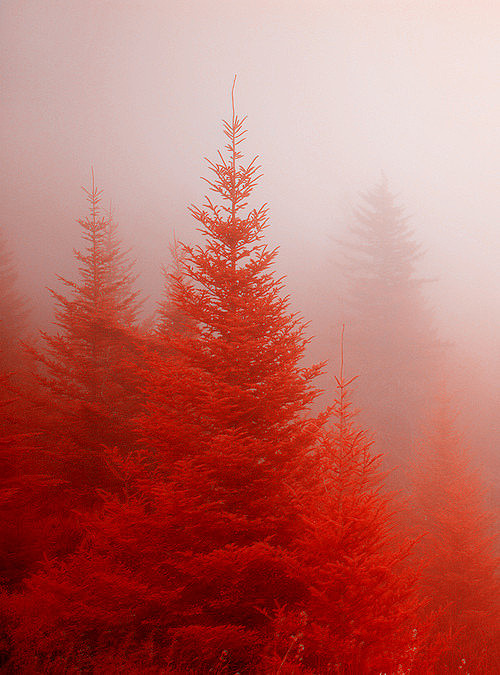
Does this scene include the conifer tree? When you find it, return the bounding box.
[132,80,324,668]
[37,174,141,403]
[31,173,143,493]
[0,235,79,601]
[281,337,435,673]
[338,179,440,475]
[140,80,322,467]
[411,397,500,671]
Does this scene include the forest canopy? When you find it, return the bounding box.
[0,89,498,673]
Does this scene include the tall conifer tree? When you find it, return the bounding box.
[133,80,324,668]
[140,80,322,466]
[0,234,80,599]
[31,174,143,493]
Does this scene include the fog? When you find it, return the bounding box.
[1,3,500,668]
[1,1,498,460]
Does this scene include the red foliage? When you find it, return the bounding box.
[1,91,323,673]
[27,174,144,498]
[139,85,322,466]
[1,93,495,673]
[285,353,438,673]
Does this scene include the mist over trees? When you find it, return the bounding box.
[335,179,442,484]
[410,397,500,671]
[0,92,498,673]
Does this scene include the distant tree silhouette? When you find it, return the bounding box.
[338,178,441,476]
[0,230,29,374]
[1,181,147,662]
[411,395,500,672]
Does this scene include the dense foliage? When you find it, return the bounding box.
[0,97,497,673]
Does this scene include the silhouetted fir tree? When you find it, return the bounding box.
[30,173,143,494]
[411,396,500,672]
[0,227,35,415]
[0,230,29,374]
[0,184,145,663]
[0,240,74,603]
[1,87,325,674]
[102,208,143,329]
[338,178,441,476]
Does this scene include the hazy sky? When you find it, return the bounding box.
[1,1,498,373]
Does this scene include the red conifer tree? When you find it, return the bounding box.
[37,174,141,408]
[129,80,325,668]
[0,242,78,598]
[155,236,193,341]
[30,173,143,495]
[140,82,321,466]
[281,338,435,673]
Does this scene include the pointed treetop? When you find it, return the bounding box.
[231,74,237,120]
